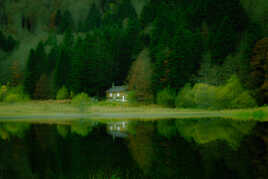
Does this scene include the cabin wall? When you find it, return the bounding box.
[106,91,128,101]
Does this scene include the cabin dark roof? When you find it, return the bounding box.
[106,85,128,93]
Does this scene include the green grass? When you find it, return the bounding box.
[0,100,267,122]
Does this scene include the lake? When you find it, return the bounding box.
[0,118,266,179]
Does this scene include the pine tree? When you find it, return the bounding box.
[34,74,51,99]
[24,42,47,98]
[35,41,47,72]
[0,31,17,52]
[24,49,38,97]
[56,10,74,33]
[82,3,101,32]
[61,10,75,32]
[10,61,22,86]
[54,30,74,90]
[46,46,59,74]
[55,10,62,28]
[69,38,85,94]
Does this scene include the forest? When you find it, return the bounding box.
[0,0,267,109]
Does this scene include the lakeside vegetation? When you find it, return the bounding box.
[0,99,267,122]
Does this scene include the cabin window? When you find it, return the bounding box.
[110,93,112,97]
[122,96,125,102]
[117,93,120,97]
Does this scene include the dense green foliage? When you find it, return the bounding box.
[56,86,69,100]
[127,49,153,103]
[127,91,138,104]
[71,92,91,112]
[156,88,176,108]
[176,76,257,109]
[0,85,29,103]
[71,93,91,105]
[0,30,17,52]
[0,0,267,108]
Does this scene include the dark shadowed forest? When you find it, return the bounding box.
[0,0,267,109]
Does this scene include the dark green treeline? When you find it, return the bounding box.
[4,0,263,103]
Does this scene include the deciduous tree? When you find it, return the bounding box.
[251,37,268,104]
[128,49,153,102]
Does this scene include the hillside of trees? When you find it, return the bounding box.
[0,0,267,107]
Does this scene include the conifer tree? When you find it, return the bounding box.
[24,42,47,98]
[69,37,85,94]
[24,49,38,97]
[54,30,74,90]
[81,3,101,32]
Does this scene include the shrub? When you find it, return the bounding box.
[3,86,29,103]
[156,88,176,107]
[215,75,257,109]
[71,123,93,136]
[216,75,244,109]
[192,83,217,109]
[70,91,75,99]
[71,93,91,112]
[4,94,21,103]
[57,126,69,138]
[157,120,177,139]
[127,91,138,104]
[231,91,257,109]
[71,92,91,106]
[56,86,69,100]
[175,84,195,108]
[176,75,257,109]
[0,85,8,101]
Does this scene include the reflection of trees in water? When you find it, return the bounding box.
[198,141,253,179]
[0,133,32,178]
[153,133,203,178]
[0,122,143,179]
[0,120,267,178]
[155,118,259,179]
[0,123,30,140]
[157,119,177,139]
[174,118,256,149]
[128,122,155,174]
[245,122,268,178]
[56,120,98,138]
[128,121,203,178]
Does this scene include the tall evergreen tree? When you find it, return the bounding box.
[24,42,47,98]
[0,31,17,52]
[81,3,101,32]
[55,10,74,33]
[24,49,38,97]
[55,10,62,28]
[46,46,59,74]
[69,37,85,94]
[54,30,74,90]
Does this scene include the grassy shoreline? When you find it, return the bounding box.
[0,100,267,121]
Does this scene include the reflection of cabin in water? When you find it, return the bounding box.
[107,121,128,138]
[106,84,128,102]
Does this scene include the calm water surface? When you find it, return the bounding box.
[0,118,267,179]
